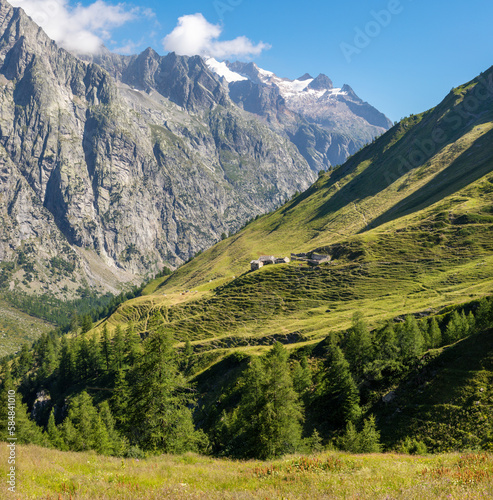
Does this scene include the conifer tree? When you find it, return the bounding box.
[80,314,93,334]
[47,408,63,449]
[467,311,476,334]
[428,317,442,348]
[444,311,467,344]
[59,416,78,450]
[292,355,312,394]
[399,315,424,360]
[378,322,399,360]
[78,336,91,379]
[111,326,125,372]
[100,324,111,372]
[124,321,140,366]
[93,413,113,455]
[111,369,130,432]
[99,400,125,455]
[340,421,360,452]
[359,415,382,453]
[14,344,33,379]
[126,329,204,453]
[58,336,76,389]
[88,332,102,378]
[326,344,361,424]
[345,312,372,375]
[66,391,99,451]
[339,415,381,453]
[476,297,493,330]
[234,342,304,459]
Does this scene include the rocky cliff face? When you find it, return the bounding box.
[0,0,317,297]
[0,0,391,299]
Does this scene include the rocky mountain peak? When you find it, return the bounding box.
[307,73,333,91]
[297,73,313,81]
[341,84,357,99]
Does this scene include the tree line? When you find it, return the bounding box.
[1,295,492,459]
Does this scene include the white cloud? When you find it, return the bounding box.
[163,13,270,59]
[9,0,144,54]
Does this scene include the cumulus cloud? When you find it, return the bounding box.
[163,13,270,59]
[9,0,144,53]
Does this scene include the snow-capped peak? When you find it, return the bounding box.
[205,58,247,83]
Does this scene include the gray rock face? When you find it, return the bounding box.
[0,0,392,300]
[0,0,314,297]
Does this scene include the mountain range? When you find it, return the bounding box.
[0,0,391,303]
[4,59,492,458]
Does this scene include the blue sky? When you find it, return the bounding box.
[11,0,493,122]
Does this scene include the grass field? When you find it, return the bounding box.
[0,300,53,357]
[1,444,492,499]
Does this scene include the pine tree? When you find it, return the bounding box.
[67,391,99,451]
[111,326,125,372]
[111,369,130,432]
[100,324,111,372]
[428,317,442,348]
[467,311,476,334]
[58,336,76,389]
[444,311,468,344]
[80,314,93,334]
[359,415,382,452]
[234,342,304,459]
[93,413,113,455]
[345,312,373,375]
[326,345,361,425]
[127,329,204,453]
[339,415,381,453]
[14,344,33,379]
[292,355,312,394]
[399,315,424,361]
[476,297,493,330]
[378,322,399,360]
[76,336,91,379]
[339,421,360,453]
[124,322,140,366]
[99,400,125,455]
[59,416,78,450]
[47,408,63,449]
[88,332,102,378]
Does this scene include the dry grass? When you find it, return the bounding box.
[1,443,492,499]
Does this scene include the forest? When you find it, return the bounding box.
[1,295,492,460]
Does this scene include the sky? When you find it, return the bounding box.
[9,0,493,122]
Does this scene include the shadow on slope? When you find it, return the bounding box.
[364,127,493,231]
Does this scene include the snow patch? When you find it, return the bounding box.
[206,58,248,83]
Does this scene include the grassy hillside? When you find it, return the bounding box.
[153,66,493,292]
[0,299,53,357]
[89,66,493,359]
[1,444,492,499]
[104,167,493,355]
[377,326,493,452]
[1,67,493,481]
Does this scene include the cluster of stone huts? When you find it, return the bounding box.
[250,255,290,271]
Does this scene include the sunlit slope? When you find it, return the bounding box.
[156,66,493,292]
[96,67,493,352]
